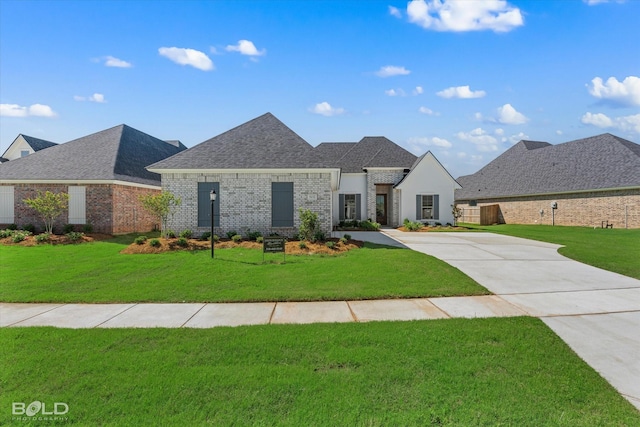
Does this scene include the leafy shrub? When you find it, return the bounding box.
[403,219,424,231]
[134,236,148,245]
[231,234,243,243]
[179,229,193,239]
[63,224,75,234]
[446,223,453,227]
[149,238,161,247]
[0,229,12,238]
[12,232,27,243]
[83,223,94,233]
[343,234,351,240]
[435,222,442,226]
[298,241,307,249]
[166,230,176,238]
[339,237,348,244]
[35,233,51,243]
[247,230,262,241]
[212,234,220,242]
[200,231,212,241]
[298,209,319,241]
[325,241,336,249]
[256,236,264,243]
[360,220,380,231]
[7,224,17,230]
[176,237,188,247]
[226,231,238,239]
[312,230,326,242]
[23,223,36,233]
[65,231,84,242]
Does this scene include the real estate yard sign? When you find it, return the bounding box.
[263,236,286,263]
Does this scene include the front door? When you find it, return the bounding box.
[376,194,387,225]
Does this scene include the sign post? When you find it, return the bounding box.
[263,236,286,263]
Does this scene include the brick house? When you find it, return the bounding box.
[455,133,640,228]
[0,124,186,234]
[148,113,460,237]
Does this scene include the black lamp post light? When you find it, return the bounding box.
[210,189,216,258]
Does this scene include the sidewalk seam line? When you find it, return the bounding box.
[180,303,207,328]
[94,303,139,328]
[346,301,359,322]
[268,302,277,324]
[4,303,67,327]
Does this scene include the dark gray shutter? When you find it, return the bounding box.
[434,195,439,220]
[339,194,345,221]
[416,195,422,220]
[355,194,361,220]
[272,182,294,227]
[198,182,219,227]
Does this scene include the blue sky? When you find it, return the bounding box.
[1,0,638,177]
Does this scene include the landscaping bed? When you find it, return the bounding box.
[396,225,473,232]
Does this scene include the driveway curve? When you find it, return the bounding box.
[380,229,640,411]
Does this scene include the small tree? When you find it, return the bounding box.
[23,191,70,234]
[451,204,463,226]
[139,191,181,237]
[298,208,320,241]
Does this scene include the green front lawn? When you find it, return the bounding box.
[0,239,487,303]
[2,318,638,426]
[462,224,640,279]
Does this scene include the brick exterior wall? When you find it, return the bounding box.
[163,172,333,237]
[456,189,640,229]
[366,170,405,227]
[2,183,161,234]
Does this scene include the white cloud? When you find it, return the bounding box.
[509,132,529,144]
[556,130,563,135]
[406,0,523,33]
[409,136,452,148]
[413,86,424,95]
[375,65,410,77]
[418,106,439,116]
[0,103,57,117]
[389,5,402,17]
[225,40,266,57]
[497,103,528,124]
[456,128,498,151]
[436,85,486,99]
[74,93,106,103]
[158,47,214,71]
[587,76,640,107]
[310,102,345,117]
[104,56,132,68]
[581,112,640,133]
[583,0,625,5]
[385,88,406,96]
[494,128,504,136]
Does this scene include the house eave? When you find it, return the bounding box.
[0,179,162,190]
[455,185,640,201]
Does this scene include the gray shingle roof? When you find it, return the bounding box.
[455,133,640,200]
[0,124,187,186]
[21,135,58,152]
[148,113,328,170]
[317,136,417,173]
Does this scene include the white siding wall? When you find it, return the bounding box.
[332,173,367,225]
[396,154,459,225]
[0,186,14,224]
[3,136,33,161]
[68,186,86,224]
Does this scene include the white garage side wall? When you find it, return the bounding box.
[332,173,367,225]
[396,153,460,225]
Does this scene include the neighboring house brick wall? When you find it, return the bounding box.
[366,170,405,227]
[457,189,640,228]
[3,183,161,234]
[163,172,333,237]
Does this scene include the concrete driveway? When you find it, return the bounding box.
[382,229,640,411]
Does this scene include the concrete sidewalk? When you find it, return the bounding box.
[0,295,525,329]
[381,229,640,411]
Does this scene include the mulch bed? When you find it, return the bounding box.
[121,238,364,255]
[396,226,471,232]
[0,233,112,246]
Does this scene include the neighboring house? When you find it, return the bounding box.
[148,113,460,237]
[455,133,640,228]
[0,124,187,234]
[0,134,58,162]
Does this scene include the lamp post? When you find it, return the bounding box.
[210,189,216,258]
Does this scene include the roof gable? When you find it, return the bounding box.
[0,124,186,186]
[395,151,461,190]
[321,136,417,173]
[21,135,58,152]
[456,133,640,200]
[148,113,327,170]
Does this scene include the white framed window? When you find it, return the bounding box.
[0,186,14,224]
[416,194,439,221]
[68,186,86,224]
[339,194,361,221]
[20,150,30,157]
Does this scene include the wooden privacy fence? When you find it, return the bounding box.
[461,204,501,225]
